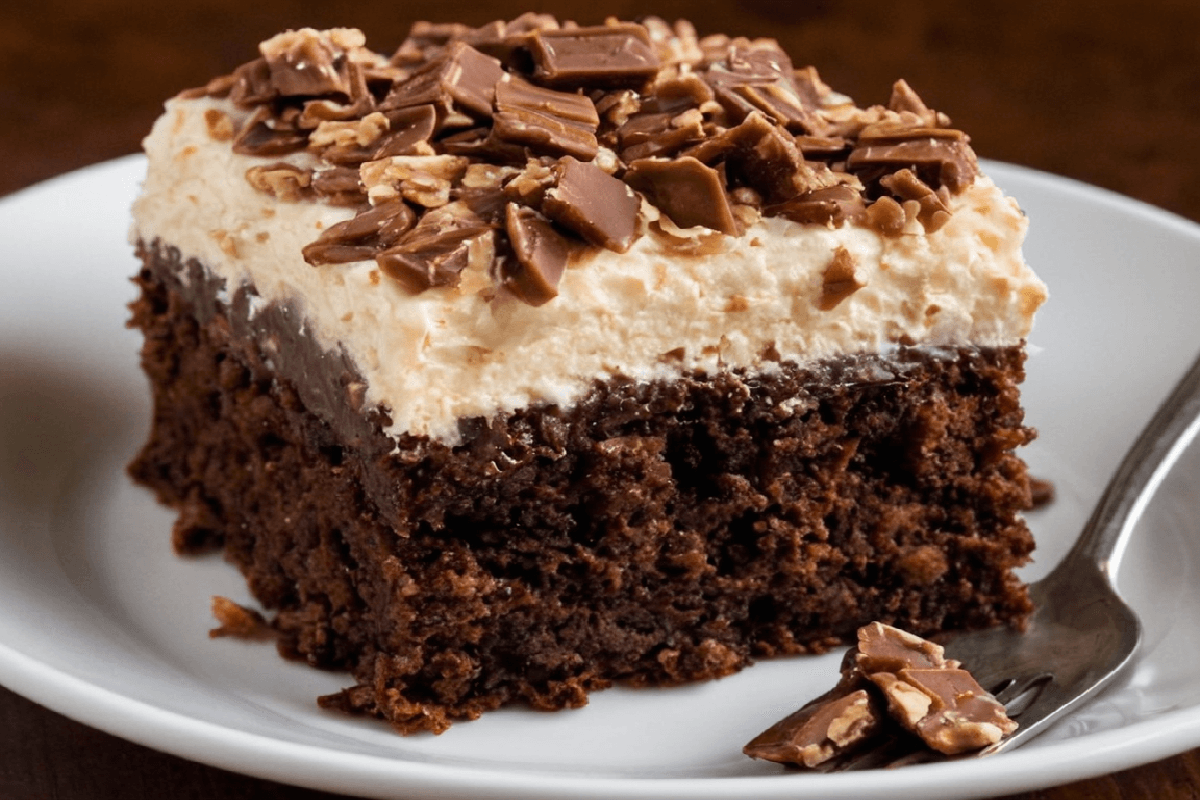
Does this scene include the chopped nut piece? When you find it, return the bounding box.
[866,195,908,236]
[1028,477,1056,509]
[360,154,470,207]
[245,162,313,202]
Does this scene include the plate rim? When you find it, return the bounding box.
[3,155,1200,799]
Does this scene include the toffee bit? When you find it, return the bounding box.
[245,162,313,202]
[817,246,863,311]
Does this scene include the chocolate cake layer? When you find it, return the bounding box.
[129,241,1034,734]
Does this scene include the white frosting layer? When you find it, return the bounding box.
[133,96,1046,443]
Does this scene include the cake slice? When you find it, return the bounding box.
[127,17,1046,734]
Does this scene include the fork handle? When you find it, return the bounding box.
[1063,347,1200,578]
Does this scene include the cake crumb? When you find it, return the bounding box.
[209,596,274,640]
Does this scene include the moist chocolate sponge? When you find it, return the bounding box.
[128,241,1035,734]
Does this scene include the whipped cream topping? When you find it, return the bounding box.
[133,96,1046,443]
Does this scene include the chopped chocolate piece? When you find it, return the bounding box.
[376,209,495,293]
[880,168,952,232]
[743,687,886,768]
[620,121,706,163]
[529,24,660,88]
[766,185,867,228]
[887,79,951,129]
[311,166,367,206]
[855,621,946,674]
[793,135,851,159]
[704,40,796,89]
[440,127,530,164]
[625,156,739,235]
[391,20,474,67]
[848,125,979,194]
[381,42,505,120]
[228,58,277,107]
[817,247,863,311]
[500,203,572,305]
[490,77,600,160]
[373,105,438,158]
[260,29,363,99]
[232,107,309,156]
[542,156,640,252]
[302,200,416,264]
[1028,477,1056,509]
[724,82,818,132]
[496,75,600,126]
[683,112,832,202]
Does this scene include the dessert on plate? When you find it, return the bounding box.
[127,14,1046,734]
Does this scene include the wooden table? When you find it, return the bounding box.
[2,1,1198,797]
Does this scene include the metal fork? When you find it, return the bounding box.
[953,348,1200,755]
[837,349,1200,770]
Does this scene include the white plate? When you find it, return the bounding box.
[2,156,1200,800]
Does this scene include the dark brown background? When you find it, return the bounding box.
[2,1,1198,798]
